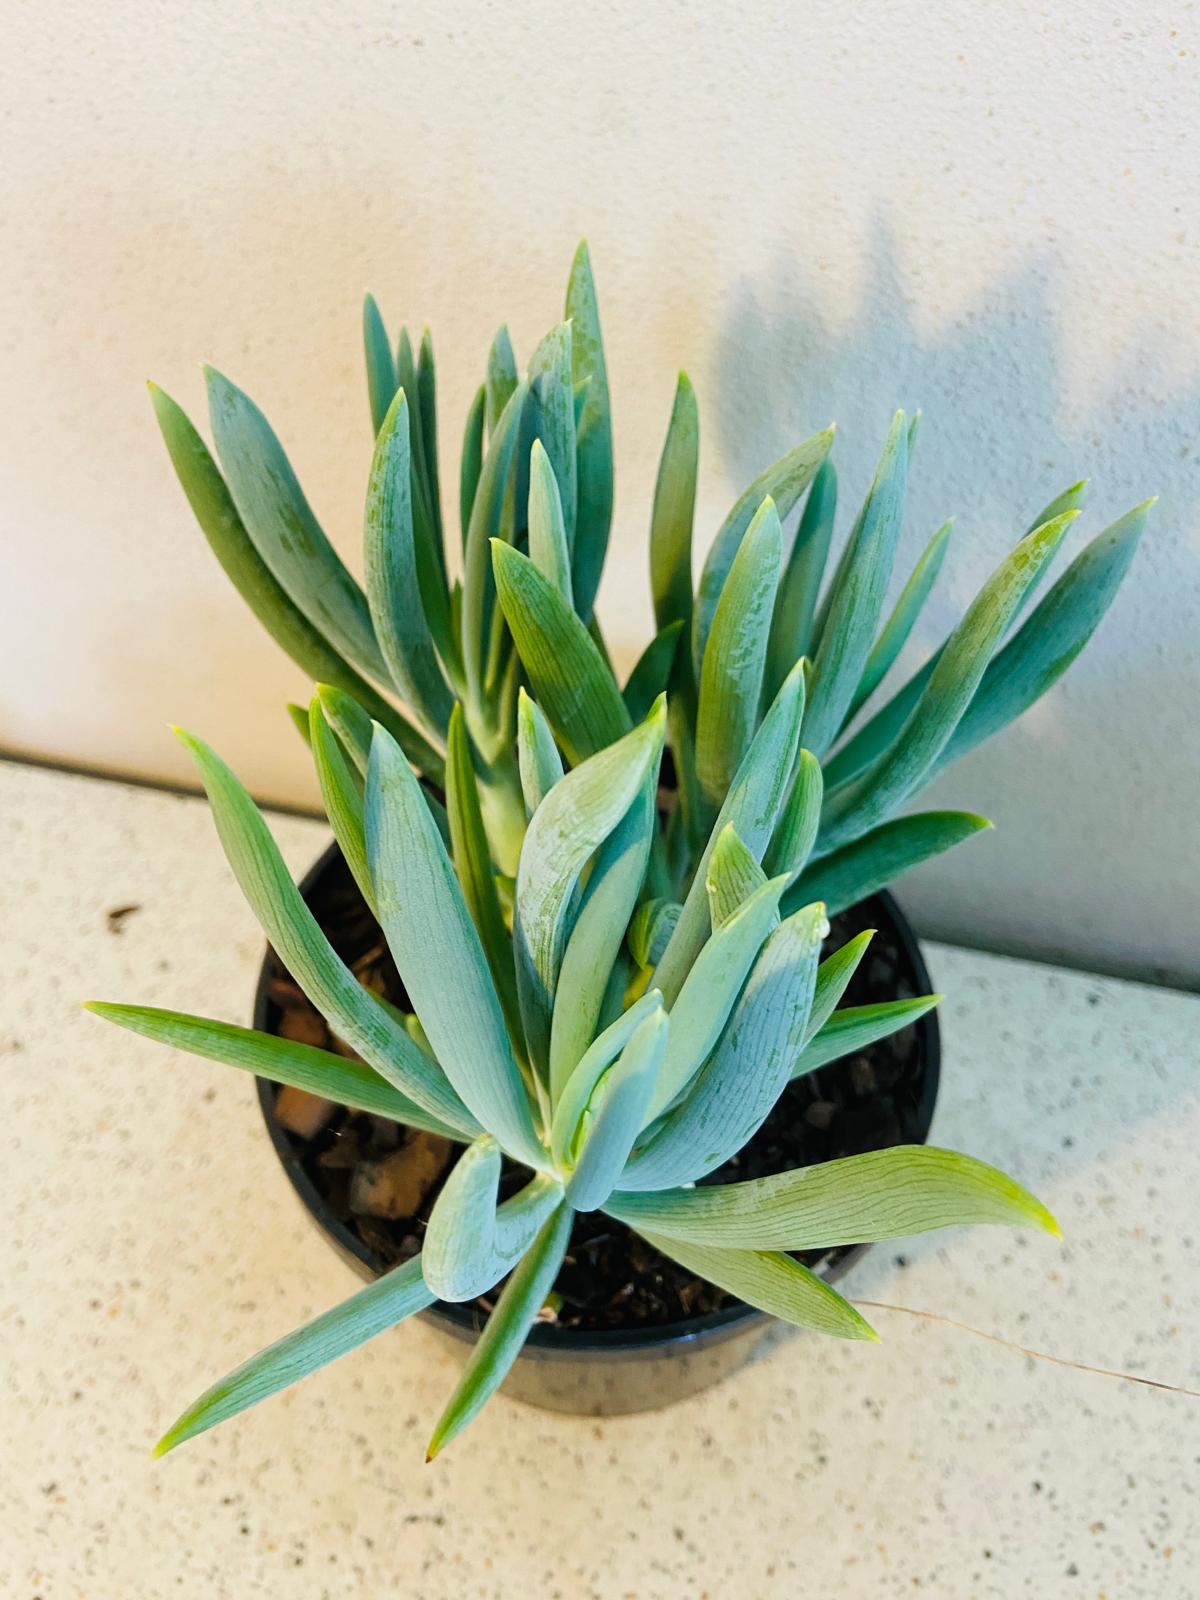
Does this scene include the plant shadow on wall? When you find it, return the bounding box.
[710,217,1200,988]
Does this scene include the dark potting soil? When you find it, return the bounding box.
[260,851,932,1332]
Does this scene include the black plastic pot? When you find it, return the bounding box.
[254,840,940,1417]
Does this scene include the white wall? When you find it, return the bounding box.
[4,1,1198,984]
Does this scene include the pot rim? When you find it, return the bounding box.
[253,839,940,1357]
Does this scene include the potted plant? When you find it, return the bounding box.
[87,245,1149,1459]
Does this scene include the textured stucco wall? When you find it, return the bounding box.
[3,2,1198,983]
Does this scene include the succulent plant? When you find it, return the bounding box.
[85,243,1147,1458]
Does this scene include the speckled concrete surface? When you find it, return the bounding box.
[2,760,1197,1598]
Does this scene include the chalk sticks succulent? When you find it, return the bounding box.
[87,243,1146,1457]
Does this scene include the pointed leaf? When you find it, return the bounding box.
[802,413,909,758]
[315,684,447,836]
[286,701,313,748]
[463,380,529,705]
[485,326,518,433]
[365,725,543,1168]
[705,823,769,930]
[650,373,699,633]
[528,321,577,552]
[515,705,666,1080]
[362,294,397,436]
[933,500,1152,774]
[492,540,631,763]
[622,620,684,724]
[516,688,564,816]
[787,810,992,917]
[823,480,1091,791]
[643,872,788,1125]
[416,326,443,547]
[805,929,875,1042]
[149,385,441,783]
[548,782,657,1102]
[205,366,388,684]
[693,427,836,679]
[527,438,573,601]
[790,995,941,1077]
[426,1200,573,1459]
[635,1232,875,1340]
[611,1144,1059,1250]
[394,328,440,570]
[763,748,823,882]
[763,457,838,703]
[156,1254,435,1456]
[445,704,523,1045]
[459,383,486,551]
[653,660,806,1005]
[565,241,614,619]
[820,511,1075,847]
[363,391,453,734]
[82,1003,461,1137]
[550,989,665,1164]
[846,518,953,723]
[309,697,376,916]
[565,1006,668,1211]
[174,728,474,1134]
[628,901,828,1191]
[696,497,784,806]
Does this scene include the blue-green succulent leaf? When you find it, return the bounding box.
[492,540,631,764]
[650,373,699,635]
[365,724,543,1167]
[846,518,953,723]
[627,900,828,1190]
[309,696,376,917]
[653,659,806,1006]
[643,868,788,1125]
[786,811,992,918]
[423,1136,564,1300]
[820,511,1076,848]
[565,241,614,619]
[527,438,573,602]
[205,366,389,685]
[363,389,454,734]
[565,1005,669,1211]
[802,412,909,758]
[762,748,823,883]
[362,293,397,436]
[622,620,684,724]
[693,426,836,680]
[174,727,475,1135]
[933,499,1152,774]
[764,456,838,702]
[634,1233,876,1340]
[426,1200,573,1459]
[696,497,784,807]
[516,704,666,1081]
[548,782,657,1103]
[516,688,564,816]
[610,1145,1059,1249]
[459,383,486,551]
[528,322,577,554]
[81,1003,461,1138]
[445,704,523,1046]
[790,995,941,1077]
[149,385,441,783]
[156,1254,435,1456]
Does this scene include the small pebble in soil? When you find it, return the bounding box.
[348,1131,454,1219]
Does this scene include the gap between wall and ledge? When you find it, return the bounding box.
[4,745,1196,998]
